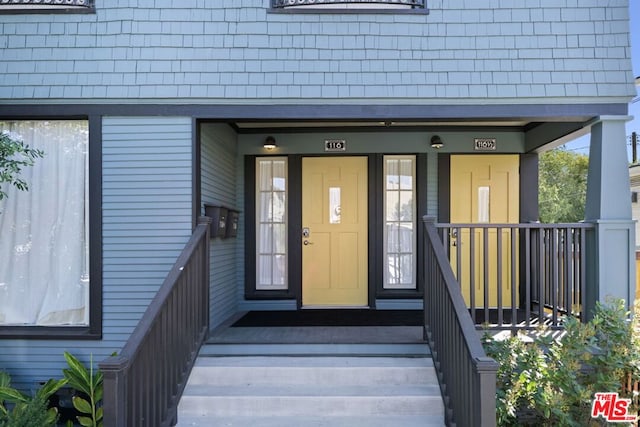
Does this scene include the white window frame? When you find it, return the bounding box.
[383,155,417,289]
[255,157,288,290]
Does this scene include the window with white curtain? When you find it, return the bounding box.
[256,157,288,290]
[0,121,89,326]
[384,155,416,289]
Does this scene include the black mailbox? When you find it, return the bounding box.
[204,205,228,238]
[225,210,239,238]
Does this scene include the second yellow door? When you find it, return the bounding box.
[450,155,519,308]
[302,157,368,307]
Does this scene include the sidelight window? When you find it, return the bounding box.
[383,155,416,289]
[255,157,288,290]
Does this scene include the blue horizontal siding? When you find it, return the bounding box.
[201,123,239,329]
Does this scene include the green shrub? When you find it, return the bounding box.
[0,372,67,427]
[483,299,640,426]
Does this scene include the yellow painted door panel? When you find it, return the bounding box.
[302,157,368,306]
[450,155,519,308]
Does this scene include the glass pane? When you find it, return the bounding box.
[386,159,399,190]
[273,255,286,285]
[257,255,272,286]
[386,191,400,221]
[398,223,414,253]
[273,224,286,253]
[329,187,341,224]
[399,191,413,221]
[399,159,413,190]
[272,192,286,223]
[259,192,273,222]
[272,161,286,191]
[478,186,490,223]
[258,224,272,254]
[399,255,413,284]
[258,161,272,191]
[387,254,400,284]
[387,224,399,253]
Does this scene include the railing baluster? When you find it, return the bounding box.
[469,228,476,323]
[497,227,503,327]
[580,227,587,320]
[525,227,531,330]
[538,228,545,324]
[564,227,572,316]
[552,228,558,326]
[483,227,489,325]
[511,227,517,334]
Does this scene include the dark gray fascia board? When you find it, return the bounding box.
[0,103,627,122]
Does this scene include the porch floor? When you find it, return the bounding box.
[206,326,425,345]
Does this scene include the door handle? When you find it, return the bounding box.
[303,240,313,246]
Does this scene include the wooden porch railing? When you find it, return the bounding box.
[422,216,498,427]
[435,222,594,331]
[100,216,211,427]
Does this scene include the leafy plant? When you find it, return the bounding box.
[483,299,640,426]
[0,131,44,201]
[539,147,589,223]
[62,352,103,427]
[0,371,67,427]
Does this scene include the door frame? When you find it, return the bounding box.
[300,156,370,307]
[438,152,539,307]
[292,154,377,309]
[244,153,428,307]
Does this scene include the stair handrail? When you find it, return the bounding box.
[100,216,212,427]
[422,216,498,427]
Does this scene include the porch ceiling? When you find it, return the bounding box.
[230,117,591,152]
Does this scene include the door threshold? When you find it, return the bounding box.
[301,305,370,310]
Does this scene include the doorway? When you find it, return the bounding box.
[301,157,368,307]
[450,154,520,307]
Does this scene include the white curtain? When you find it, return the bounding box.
[0,121,89,326]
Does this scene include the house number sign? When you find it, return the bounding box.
[325,140,346,152]
[474,138,497,151]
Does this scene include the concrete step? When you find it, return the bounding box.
[177,356,445,426]
[187,356,438,386]
[198,343,430,357]
[176,414,446,427]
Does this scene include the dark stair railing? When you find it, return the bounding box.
[100,216,211,427]
[422,216,498,427]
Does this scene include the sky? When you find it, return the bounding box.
[564,1,640,158]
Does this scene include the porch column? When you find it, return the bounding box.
[584,115,635,319]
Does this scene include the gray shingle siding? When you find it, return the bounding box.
[0,0,635,104]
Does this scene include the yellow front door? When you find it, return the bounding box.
[302,157,368,307]
[450,155,519,308]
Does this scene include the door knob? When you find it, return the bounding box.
[303,240,313,245]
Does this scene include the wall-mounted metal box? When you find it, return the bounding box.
[204,205,228,238]
[226,210,239,238]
